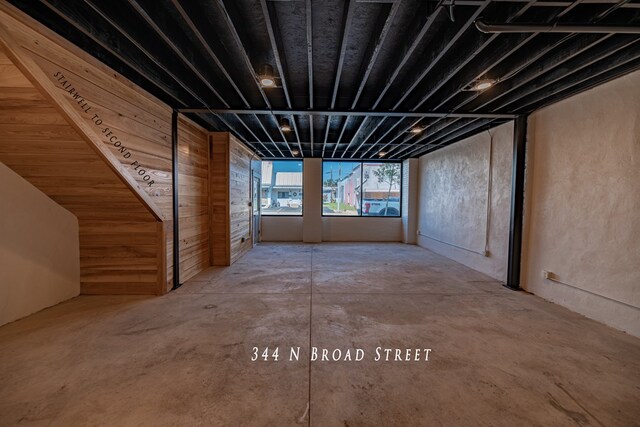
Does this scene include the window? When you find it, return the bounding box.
[322,162,360,216]
[361,163,402,216]
[261,160,303,216]
[322,161,401,217]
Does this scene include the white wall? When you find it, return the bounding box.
[416,122,514,281]
[261,158,403,243]
[402,159,418,244]
[302,158,322,243]
[322,217,402,242]
[522,70,640,337]
[0,162,80,326]
[261,216,303,241]
[262,216,402,242]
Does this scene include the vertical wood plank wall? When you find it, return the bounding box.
[229,136,258,264]
[0,4,212,294]
[210,133,231,266]
[0,47,163,295]
[210,133,259,266]
[1,5,175,291]
[178,117,210,282]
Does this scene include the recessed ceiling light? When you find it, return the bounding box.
[291,149,300,156]
[260,77,275,87]
[258,63,276,87]
[378,151,387,157]
[409,126,424,134]
[470,78,496,91]
[280,118,291,132]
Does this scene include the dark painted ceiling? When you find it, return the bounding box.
[9,0,640,159]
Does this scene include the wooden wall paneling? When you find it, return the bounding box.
[210,133,231,266]
[0,11,165,222]
[228,136,254,264]
[251,158,263,243]
[178,115,210,281]
[79,221,160,295]
[28,53,174,207]
[0,4,224,290]
[0,49,11,64]
[0,3,178,292]
[0,94,153,222]
[157,221,168,293]
[0,74,164,294]
[0,54,31,87]
[0,5,184,294]
[166,224,174,292]
[209,133,259,266]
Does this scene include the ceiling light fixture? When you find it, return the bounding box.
[409,126,424,134]
[291,149,300,156]
[378,151,387,157]
[258,63,276,87]
[469,78,496,91]
[280,118,291,132]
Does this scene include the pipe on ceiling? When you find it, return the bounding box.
[475,20,640,34]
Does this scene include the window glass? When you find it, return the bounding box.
[322,161,361,216]
[361,163,401,216]
[261,160,303,215]
[322,161,401,217]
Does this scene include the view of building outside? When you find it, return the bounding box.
[323,161,401,216]
[323,162,360,216]
[261,160,303,215]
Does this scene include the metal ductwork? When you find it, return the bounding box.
[475,20,640,34]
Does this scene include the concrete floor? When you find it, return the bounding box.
[0,243,639,426]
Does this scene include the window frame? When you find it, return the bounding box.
[260,159,304,217]
[321,160,403,218]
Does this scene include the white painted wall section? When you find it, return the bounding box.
[322,217,402,242]
[261,216,303,242]
[0,162,80,326]
[302,158,322,243]
[402,158,418,244]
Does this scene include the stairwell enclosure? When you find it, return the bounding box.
[0,3,210,294]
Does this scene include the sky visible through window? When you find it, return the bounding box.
[322,162,359,183]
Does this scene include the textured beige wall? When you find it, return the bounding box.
[523,70,640,337]
[417,122,514,281]
[0,162,80,326]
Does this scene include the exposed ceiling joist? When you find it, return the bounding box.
[394,0,639,158]
[13,0,640,160]
[215,0,292,157]
[476,22,640,34]
[178,109,517,119]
